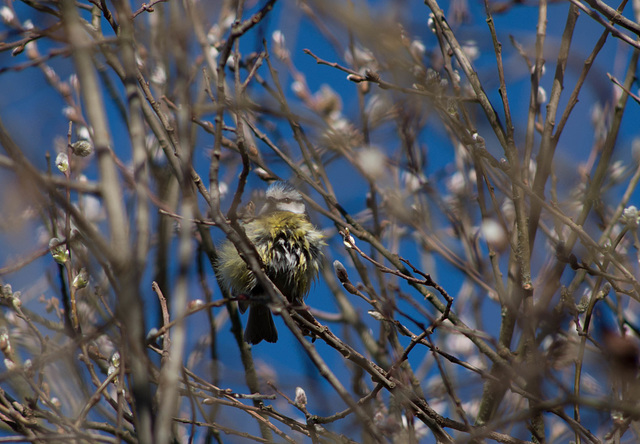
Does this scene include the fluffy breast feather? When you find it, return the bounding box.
[217,212,324,302]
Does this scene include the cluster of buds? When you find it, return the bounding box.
[107,351,121,386]
[49,239,90,292]
[622,206,640,229]
[55,131,94,175]
[0,284,22,311]
[0,327,16,370]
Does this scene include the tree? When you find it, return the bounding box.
[0,0,639,442]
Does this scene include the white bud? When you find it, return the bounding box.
[272,30,289,60]
[531,63,546,76]
[253,168,271,180]
[43,66,56,82]
[82,195,105,222]
[218,181,228,199]
[56,153,69,173]
[150,66,167,85]
[537,86,547,104]
[330,117,349,133]
[62,106,76,120]
[409,40,426,59]
[291,80,306,99]
[427,14,436,33]
[188,299,205,310]
[222,12,235,30]
[314,84,342,116]
[348,47,375,66]
[480,219,508,251]
[207,24,221,44]
[356,146,386,180]
[294,387,307,407]
[146,327,159,342]
[0,330,10,351]
[25,40,37,59]
[69,74,79,91]
[446,171,466,195]
[342,230,356,249]
[462,40,479,61]
[472,133,485,148]
[272,30,285,47]
[111,351,120,367]
[622,206,640,228]
[0,6,14,24]
[609,160,625,183]
[402,171,426,193]
[208,46,219,62]
[77,126,90,140]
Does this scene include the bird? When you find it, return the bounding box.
[216,181,325,344]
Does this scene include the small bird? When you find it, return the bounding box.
[217,181,324,344]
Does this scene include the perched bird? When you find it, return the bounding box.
[217,181,324,344]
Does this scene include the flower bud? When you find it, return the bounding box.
[49,238,69,264]
[342,228,356,249]
[111,351,120,368]
[333,260,349,283]
[72,268,89,289]
[0,6,15,24]
[622,206,640,228]
[295,386,307,408]
[4,359,15,370]
[188,299,205,310]
[11,296,21,310]
[55,153,69,173]
[71,140,93,157]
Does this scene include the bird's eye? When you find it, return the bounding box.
[282,198,292,204]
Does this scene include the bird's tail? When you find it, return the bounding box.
[244,304,278,344]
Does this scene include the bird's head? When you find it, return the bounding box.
[260,181,306,215]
